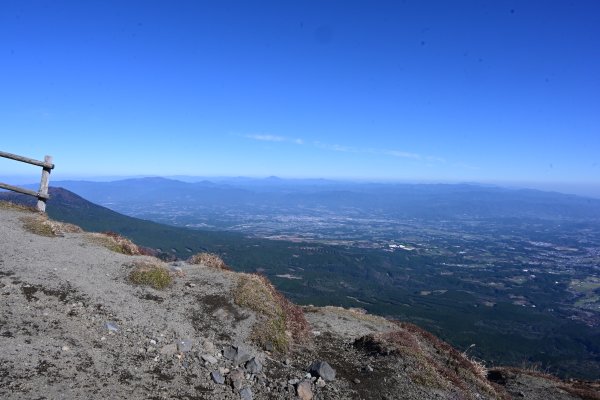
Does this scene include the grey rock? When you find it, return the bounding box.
[239,387,253,400]
[211,371,225,384]
[264,342,274,352]
[105,321,119,332]
[223,345,237,360]
[315,377,326,388]
[202,354,218,364]
[245,357,262,374]
[308,360,336,381]
[223,345,252,365]
[177,338,193,352]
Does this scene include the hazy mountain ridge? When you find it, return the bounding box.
[46,178,600,222]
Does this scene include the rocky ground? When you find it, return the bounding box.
[1,204,598,400]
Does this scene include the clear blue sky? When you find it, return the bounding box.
[1,1,599,191]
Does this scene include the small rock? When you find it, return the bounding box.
[284,358,291,366]
[245,357,263,374]
[219,367,230,375]
[105,321,119,332]
[264,342,274,352]
[223,345,252,365]
[211,371,225,385]
[308,360,336,381]
[149,339,157,345]
[296,380,313,400]
[365,365,374,372]
[288,378,300,385]
[228,369,245,390]
[147,346,155,353]
[100,336,106,341]
[353,378,361,384]
[177,338,193,353]
[61,345,70,352]
[202,354,218,364]
[160,343,178,356]
[239,387,253,400]
[316,377,326,388]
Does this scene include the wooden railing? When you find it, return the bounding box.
[0,151,54,212]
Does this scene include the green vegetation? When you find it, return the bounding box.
[0,200,37,212]
[128,260,172,289]
[188,252,231,270]
[233,273,308,352]
[87,232,143,255]
[20,214,82,237]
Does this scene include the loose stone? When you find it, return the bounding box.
[210,371,225,385]
[308,360,336,381]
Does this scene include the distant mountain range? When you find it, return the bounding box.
[20,177,600,223]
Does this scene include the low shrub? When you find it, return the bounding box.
[128,260,172,289]
[20,215,82,237]
[188,252,231,270]
[233,273,309,352]
[0,200,38,213]
[88,232,142,255]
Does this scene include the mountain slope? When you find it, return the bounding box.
[2,187,600,380]
[1,203,597,399]
[0,187,243,259]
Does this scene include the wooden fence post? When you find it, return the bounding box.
[37,155,52,212]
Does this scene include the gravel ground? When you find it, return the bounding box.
[1,205,596,400]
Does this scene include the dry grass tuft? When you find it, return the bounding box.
[20,214,83,237]
[0,200,38,213]
[188,252,231,270]
[88,231,142,255]
[128,260,172,289]
[234,273,309,352]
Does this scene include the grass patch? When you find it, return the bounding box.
[0,200,37,213]
[128,260,172,290]
[20,214,83,237]
[188,252,231,270]
[233,273,309,352]
[88,231,144,255]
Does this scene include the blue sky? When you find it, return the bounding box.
[1,1,599,192]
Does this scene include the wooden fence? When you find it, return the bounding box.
[0,151,54,212]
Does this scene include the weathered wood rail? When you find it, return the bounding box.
[0,151,54,212]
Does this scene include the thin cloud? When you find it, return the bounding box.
[245,134,286,142]
[317,142,444,164]
[245,134,304,145]
[245,134,445,165]
[383,150,422,160]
